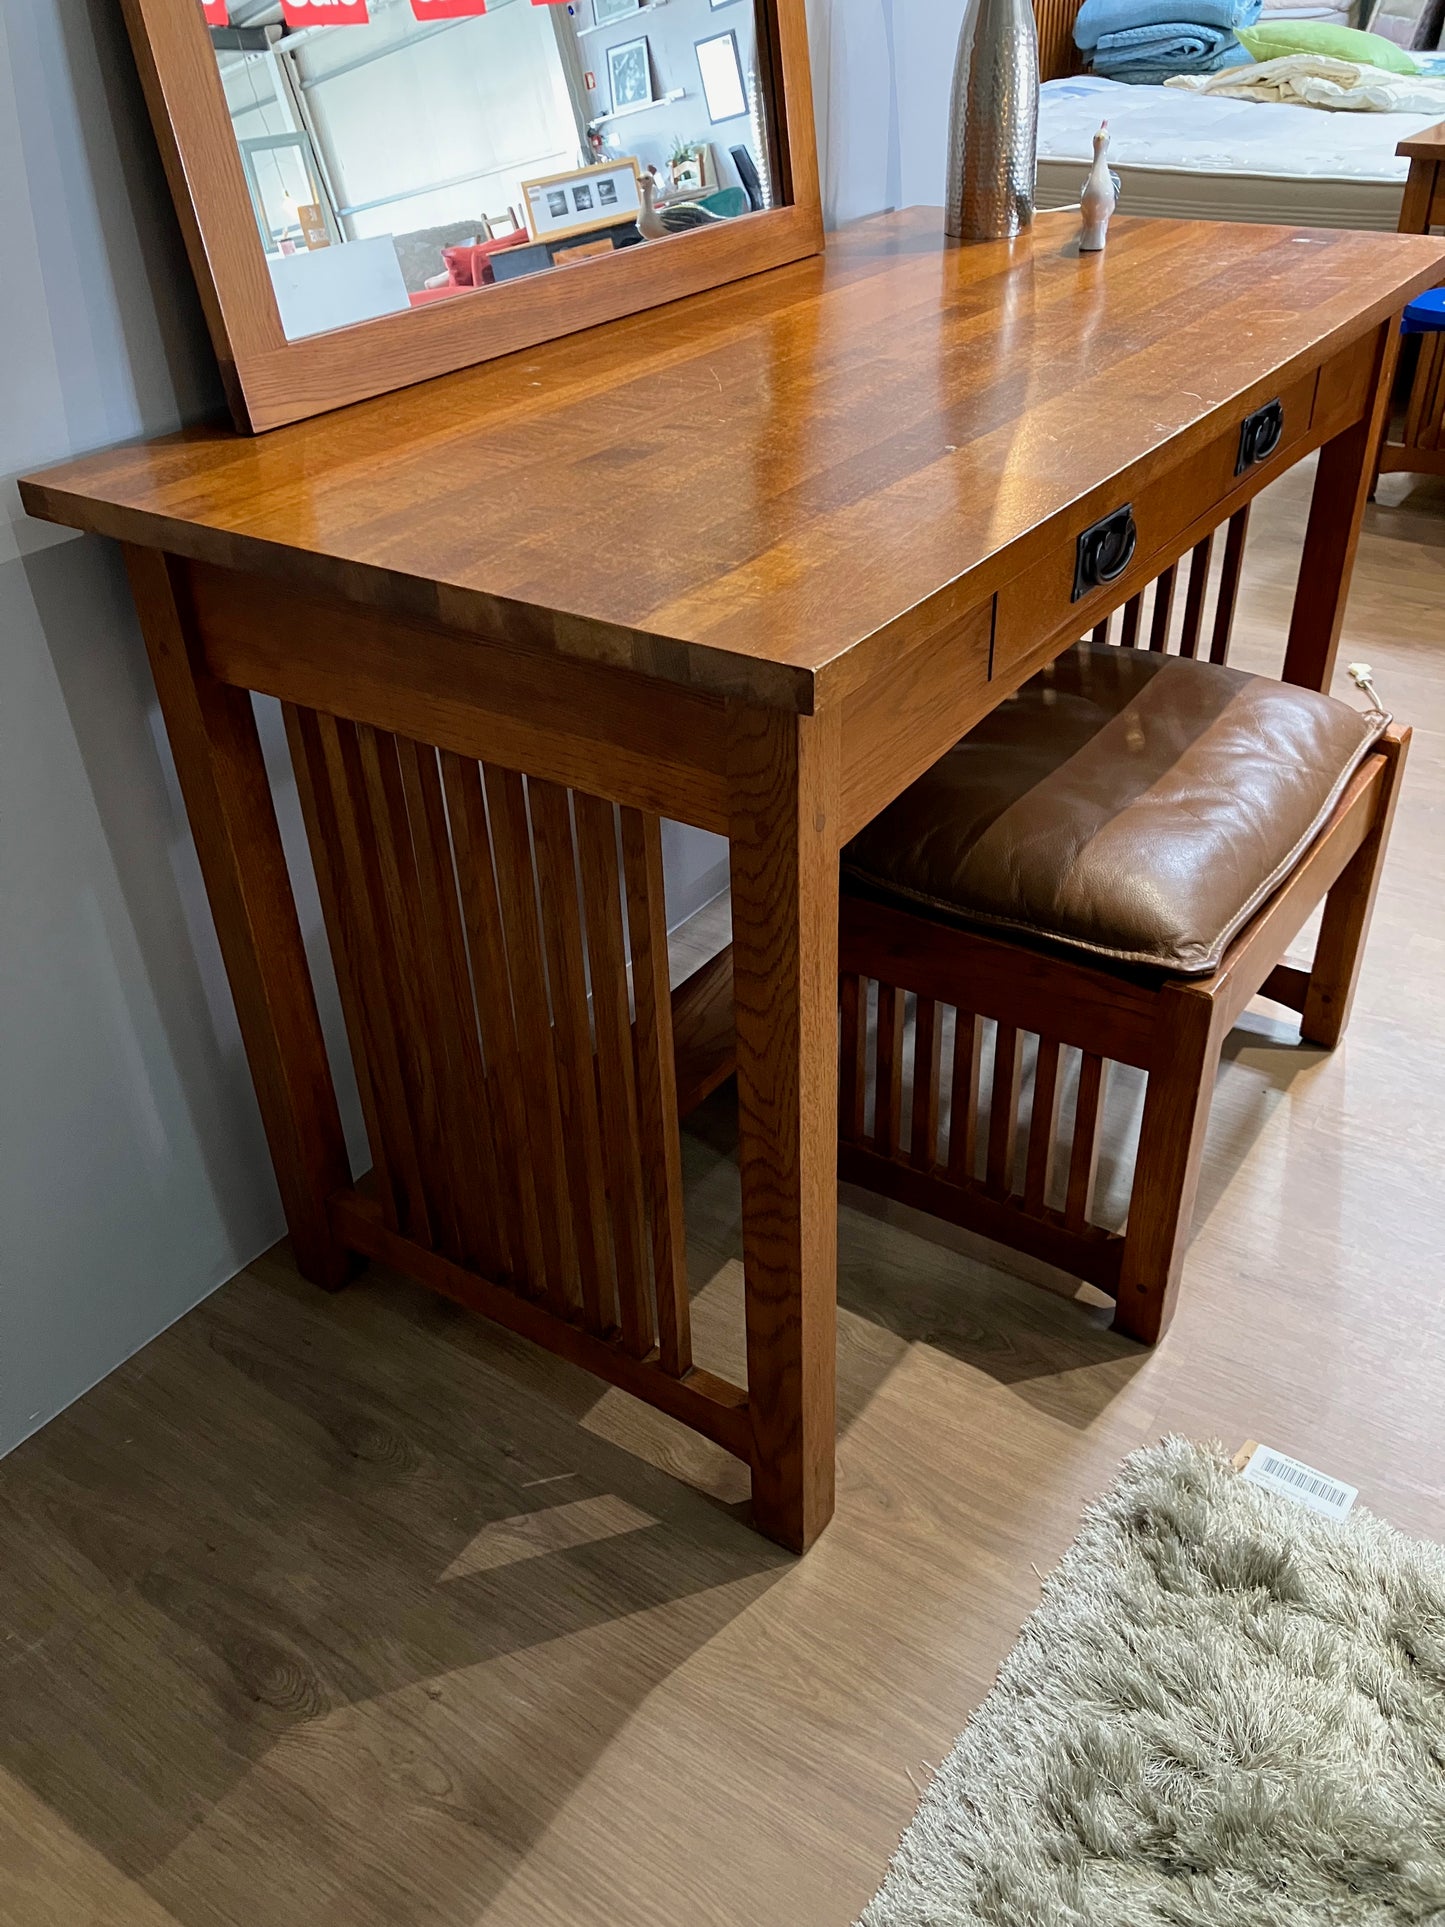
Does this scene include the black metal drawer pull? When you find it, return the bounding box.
[1237,399,1284,474]
[1073,504,1138,602]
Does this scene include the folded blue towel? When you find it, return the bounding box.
[1090,47,1251,82]
[1089,21,1249,72]
[1074,0,1260,50]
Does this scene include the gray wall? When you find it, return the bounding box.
[573,0,760,195]
[1,0,913,1459]
[806,0,960,229]
[2,0,278,1456]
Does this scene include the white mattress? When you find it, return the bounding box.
[1037,74,1443,229]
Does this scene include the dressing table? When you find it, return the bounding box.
[20,0,1445,1552]
[24,208,1443,1549]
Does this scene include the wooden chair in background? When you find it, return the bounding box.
[1377,120,1445,484]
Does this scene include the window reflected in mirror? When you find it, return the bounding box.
[208,0,778,342]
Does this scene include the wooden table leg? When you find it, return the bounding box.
[1282,319,1401,692]
[726,703,840,1553]
[123,547,355,1290]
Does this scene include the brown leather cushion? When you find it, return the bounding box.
[842,644,1386,975]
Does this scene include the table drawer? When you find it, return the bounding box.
[992,369,1316,686]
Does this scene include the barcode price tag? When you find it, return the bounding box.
[1240,1445,1357,1522]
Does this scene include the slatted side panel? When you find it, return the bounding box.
[285,707,693,1376]
[837,979,1120,1244]
[1089,507,1252,667]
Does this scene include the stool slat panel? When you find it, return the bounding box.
[1210,506,1251,665]
[1178,534,1214,659]
[1148,565,1176,655]
[839,975,868,1145]
[985,1024,1025,1199]
[1024,1038,1064,1215]
[874,986,907,1158]
[1065,1052,1108,1234]
[947,1011,985,1186]
[909,999,943,1173]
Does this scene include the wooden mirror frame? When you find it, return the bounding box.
[119,0,821,431]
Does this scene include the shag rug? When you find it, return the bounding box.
[861,1437,1445,1926]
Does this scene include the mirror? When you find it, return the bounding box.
[207,0,780,343]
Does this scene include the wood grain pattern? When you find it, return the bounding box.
[284,704,397,1230]
[947,1012,985,1185]
[984,1025,1023,1200]
[396,735,505,1275]
[1396,117,1445,161]
[484,767,581,1318]
[620,809,693,1378]
[1147,564,1176,654]
[840,738,1407,1346]
[1209,506,1250,665]
[1034,0,1087,78]
[839,975,869,1145]
[1378,134,1445,483]
[440,752,549,1294]
[23,216,1442,712]
[669,947,737,1120]
[121,548,353,1288]
[1179,534,1213,659]
[316,714,434,1243]
[109,0,822,429]
[874,987,907,1161]
[1065,1053,1108,1236]
[184,561,733,828]
[727,703,840,1551]
[529,781,616,1337]
[1301,733,1411,1049]
[575,792,652,1354]
[1283,322,1400,690]
[990,364,1316,688]
[1023,1037,1064,1214]
[39,223,1424,1558]
[3,451,1442,1927]
[909,999,943,1174]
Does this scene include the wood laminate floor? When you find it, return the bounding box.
[3,461,1443,1927]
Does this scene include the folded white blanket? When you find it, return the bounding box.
[1167,52,1445,109]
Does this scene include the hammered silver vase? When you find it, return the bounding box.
[945,0,1039,242]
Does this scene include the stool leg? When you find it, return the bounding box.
[1301,727,1410,1050]
[1114,985,1225,1346]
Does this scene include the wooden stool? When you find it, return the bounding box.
[837,644,1409,1344]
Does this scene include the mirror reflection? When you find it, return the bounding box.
[207,0,777,341]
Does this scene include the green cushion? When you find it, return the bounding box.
[698,187,748,220]
[1234,20,1418,71]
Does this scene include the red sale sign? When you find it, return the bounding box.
[409,0,487,15]
[279,0,371,24]
[200,0,229,21]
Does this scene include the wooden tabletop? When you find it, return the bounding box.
[1397,118,1445,161]
[21,208,1445,712]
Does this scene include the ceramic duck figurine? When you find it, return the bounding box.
[1079,122,1119,253]
[638,173,725,240]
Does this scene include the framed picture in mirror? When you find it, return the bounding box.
[116,0,819,431]
[607,35,654,112]
[695,29,748,123]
